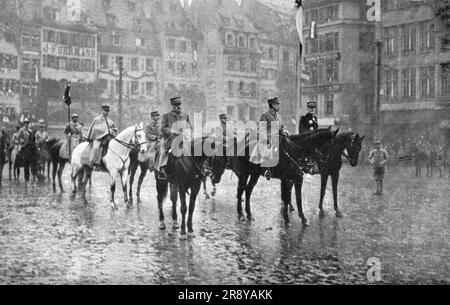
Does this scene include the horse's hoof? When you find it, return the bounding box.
[172,221,179,230]
[284,222,292,228]
[319,210,326,218]
[238,215,246,222]
[137,198,142,204]
[180,232,187,240]
[247,215,254,222]
[111,205,118,211]
[289,206,296,212]
[335,210,344,218]
[188,231,195,238]
[159,222,166,230]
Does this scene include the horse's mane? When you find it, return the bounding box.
[115,125,135,141]
[289,129,334,147]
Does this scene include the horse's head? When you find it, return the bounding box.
[344,133,365,167]
[132,123,146,154]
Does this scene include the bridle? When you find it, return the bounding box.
[108,126,146,166]
[341,135,359,164]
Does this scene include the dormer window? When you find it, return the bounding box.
[226,33,235,46]
[238,35,246,48]
[249,37,256,48]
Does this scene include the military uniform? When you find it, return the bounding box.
[18,120,32,151]
[299,113,319,134]
[250,98,288,177]
[86,105,118,166]
[156,97,192,178]
[142,111,163,170]
[369,142,389,195]
[60,114,84,159]
[35,120,49,146]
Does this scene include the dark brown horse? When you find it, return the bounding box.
[153,137,214,236]
[210,128,338,226]
[0,130,9,187]
[281,132,364,218]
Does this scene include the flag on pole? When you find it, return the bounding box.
[295,0,310,82]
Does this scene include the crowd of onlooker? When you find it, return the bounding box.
[359,133,449,178]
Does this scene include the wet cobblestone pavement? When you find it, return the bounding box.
[0,165,449,284]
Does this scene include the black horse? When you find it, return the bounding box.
[282,132,364,218]
[0,130,9,187]
[210,128,338,226]
[13,131,41,182]
[154,137,214,236]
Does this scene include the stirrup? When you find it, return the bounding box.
[158,170,167,181]
[264,169,271,180]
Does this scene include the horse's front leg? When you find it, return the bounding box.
[178,182,188,236]
[128,162,137,205]
[237,174,248,221]
[136,164,147,203]
[121,167,130,208]
[81,167,92,204]
[202,176,210,200]
[280,179,292,226]
[109,169,118,210]
[57,161,65,192]
[294,177,309,226]
[331,173,343,217]
[170,183,179,229]
[52,160,58,191]
[245,173,259,221]
[319,174,329,218]
[47,160,51,179]
[187,180,201,236]
[156,172,168,230]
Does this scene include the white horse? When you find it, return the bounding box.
[70,124,146,210]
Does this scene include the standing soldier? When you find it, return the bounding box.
[299,101,319,134]
[155,97,192,180]
[216,113,236,144]
[369,140,389,195]
[250,97,289,180]
[61,113,83,159]
[86,105,118,167]
[35,119,49,147]
[18,118,32,152]
[144,111,163,170]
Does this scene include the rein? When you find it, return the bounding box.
[108,127,146,167]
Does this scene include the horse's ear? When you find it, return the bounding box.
[360,135,366,142]
[328,125,332,131]
[333,128,340,136]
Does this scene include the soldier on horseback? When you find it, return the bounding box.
[35,119,49,146]
[250,97,289,180]
[61,113,84,159]
[86,105,118,168]
[18,118,32,152]
[156,97,192,180]
[299,101,319,134]
[143,110,163,170]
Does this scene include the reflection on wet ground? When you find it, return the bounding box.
[0,166,448,284]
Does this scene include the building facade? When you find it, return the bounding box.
[187,0,262,122]
[381,0,450,139]
[302,0,375,132]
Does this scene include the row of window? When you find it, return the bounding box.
[305,61,339,85]
[261,46,292,63]
[99,55,155,72]
[226,56,258,73]
[166,38,199,53]
[307,94,335,116]
[21,32,41,49]
[304,32,339,54]
[385,22,436,56]
[43,30,96,48]
[383,0,434,12]
[225,32,257,49]
[99,79,156,97]
[0,78,38,97]
[43,55,95,72]
[260,68,278,80]
[384,65,450,100]
[0,54,18,70]
[227,81,258,98]
[167,61,199,76]
[303,5,339,27]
